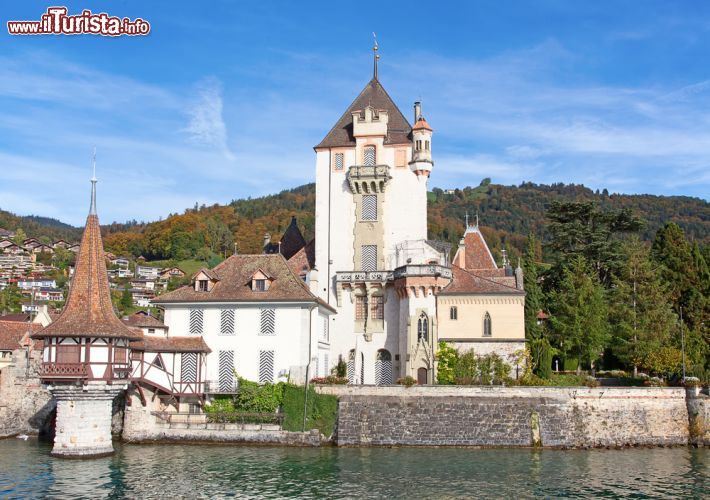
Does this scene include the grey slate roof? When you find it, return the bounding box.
[315,78,412,149]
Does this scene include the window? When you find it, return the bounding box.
[450,306,458,320]
[189,309,203,335]
[259,350,274,383]
[395,149,407,167]
[370,295,384,320]
[181,352,197,383]
[254,279,266,292]
[152,354,164,369]
[56,344,79,364]
[361,245,377,271]
[416,140,422,151]
[347,350,355,384]
[483,312,492,337]
[321,316,328,341]
[220,309,235,335]
[260,308,275,336]
[425,140,430,151]
[218,350,234,391]
[363,145,376,166]
[148,328,156,334]
[113,347,127,364]
[333,152,344,170]
[375,349,393,385]
[417,313,429,343]
[355,295,367,321]
[361,195,377,221]
[198,280,209,292]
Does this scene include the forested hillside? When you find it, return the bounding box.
[3,180,707,261]
[98,180,708,263]
[0,209,81,242]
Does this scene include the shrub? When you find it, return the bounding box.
[684,377,701,387]
[203,395,236,414]
[436,341,458,384]
[281,385,337,437]
[310,376,348,385]
[532,339,553,379]
[396,376,417,387]
[235,378,285,413]
[333,359,347,378]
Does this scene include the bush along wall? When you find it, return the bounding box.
[281,385,337,437]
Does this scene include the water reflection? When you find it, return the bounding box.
[0,439,707,498]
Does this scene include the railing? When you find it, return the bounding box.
[204,380,239,394]
[347,164,391,179]
[40,363,88,378]
[393,264,452,279]
[151,411,283,426]
[336,271,394,283]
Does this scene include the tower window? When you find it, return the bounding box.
[425,140,430,151]
[333,152,344,170]
[417,313,429,343]
[361,245,377,271]
[483,312,492,337]
[363,146,376,166]
[355,295,367,320]
[450,306,458,320]
[370,295,384,320]
[361,195,377,221]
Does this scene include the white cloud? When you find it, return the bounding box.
[183,78,234,160]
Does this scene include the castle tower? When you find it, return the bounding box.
[32,167,139,458]
[314,44,443,384]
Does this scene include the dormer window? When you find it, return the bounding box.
[251,270,272,292]
[198,280,209,292]
[193,268,219,292]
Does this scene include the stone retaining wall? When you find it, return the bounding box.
[317,385,695,448]
[0,349,53,438]
[122,386,322,447]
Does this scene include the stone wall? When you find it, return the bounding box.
[0,349,53,438]
[317,385,693,448]
[122,385,322,447]
[686,387,710,446]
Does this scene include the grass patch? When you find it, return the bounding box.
[281,385,337,437]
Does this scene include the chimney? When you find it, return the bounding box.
[413,101,422,122]
[308,266,319,294]
[263,233,271,249]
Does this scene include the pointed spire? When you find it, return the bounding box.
[372,32,379,80]
[90,147,97,215]
[33,170,139,342]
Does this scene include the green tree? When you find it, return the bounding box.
[120,288,133,312]
[608,239,677,376]
[523,233,545,340]
[0,285,23,314]
[549,256,610,374]
[436,342,458,384]
[12,228,27,246]
[545,201,643,287]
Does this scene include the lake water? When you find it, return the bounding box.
[0,439,707,498]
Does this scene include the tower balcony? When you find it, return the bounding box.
[347,165,391,194]
[335,270,394,284]
[393,264,452,279]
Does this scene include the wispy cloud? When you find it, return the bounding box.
[183,77,235,160]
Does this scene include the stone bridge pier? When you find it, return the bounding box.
[49,383,126,458]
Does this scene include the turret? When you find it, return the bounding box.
[32,160,140,458]
[409,101,433,177]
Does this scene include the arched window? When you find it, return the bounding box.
[483,312,492,337]
[425,140,430,151]
[417,313,429,343]
[450,306,458,320]
[364,145,376,166]
[375,349,393,385]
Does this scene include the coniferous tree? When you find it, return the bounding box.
[549,256,610,374]
[523,233,545,340]
[608,238,677,376]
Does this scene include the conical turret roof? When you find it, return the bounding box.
[33,178,139,340]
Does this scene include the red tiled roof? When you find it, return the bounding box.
[32,212,139,341]
[412,118,432,132]
[122,311,168,329]
[287,239,315,277]
[463,229,498,271]
[129,329,210,353]
[153,254,323,305]
[439,266,524,295]
[315,78,412,149]
[0,320,42,350]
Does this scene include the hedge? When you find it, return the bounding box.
[281,385,337,437]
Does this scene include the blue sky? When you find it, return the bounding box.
[1,1,709,225]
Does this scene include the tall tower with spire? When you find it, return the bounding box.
[314,42,445,384]
[33,160,139,458]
